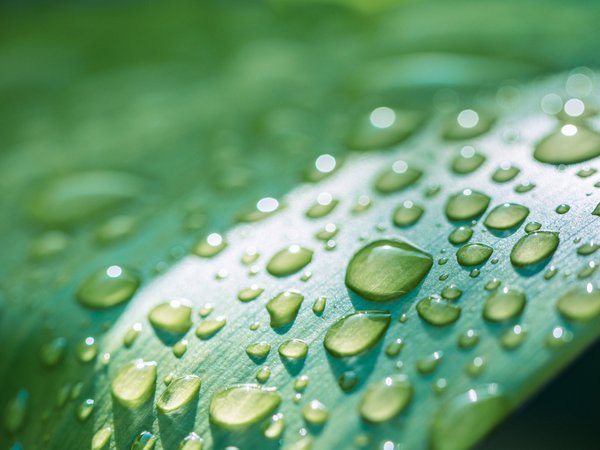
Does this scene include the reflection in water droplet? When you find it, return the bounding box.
[374,161,423,194]
[111,360,157,408]
[442,109,495,140]
[417,295,461,326]
[345,239,432,302]
[267,245,313,277]
[445,189,490,221]
[266,291,304,328]
[131,431,157,450]
[324,311,390,358]
[209,385,281,429]
[76,266,140,309]
[157,375,201,414]
[484,203,529,230]
[359,375,413,423]
[510,231,559,267]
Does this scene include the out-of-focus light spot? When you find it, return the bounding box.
[460,145,476,158]
[457,109,479,128]
[317,192,333,206]
[106,265,122,278]
[561,124,578,136]
[540,93,563,115]
[315,154,336,173]
[392,160,408,174]
[564,98,585,117]
[370,107,396,129]
[257,197,278,213]
[207,233,223,247]
[566,71,593,97]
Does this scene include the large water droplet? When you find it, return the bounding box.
[157,375,201,414]
[483,287,526,322]
[374,161,422,194]
[456,243,493,266]
[359,375,413,423]
[556,284,600,321]
[209,385,281,429]
[267,245,313,277]
[111,359,157,408]
[148,300,193,334]
[445,189,490,221]
[484,203,529,230]
[278,339,309,360]
[266,291,304,328]
[324,311,391,357]
[510,231,559,267]
[417,295,461,326]
[76,265,140,309]
[534,125,600,164]
[345,239,433,302]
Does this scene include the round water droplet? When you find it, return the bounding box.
[442,109,495,140]
[148,300,192,334]
[345,239,433,302]
[157,375,201,414]
[510,231,559,267]
[91,426,112,450]
[491,164,520,183]
[302,400,329,425]
[209,385,281,429]
[312,296,326,315]
[359,375,413,423]
[195,316,226,339]
[278,339,308,360]
[417,295,461,326]
[556,284,600,321]
[484,203,529,230]
[374,161,423,194]
[111,359,157,408]
[238,285,264,302]
[524,222,542,233]
[266,291,304,328]
[324,311,391,357]
[456,243,493,266]
[76,265,140,309]
[192,233,227,258]
[501,324,527,349]
[458,329,480,349]
[448,226,473,245]
[393,201,424,227]
[246,342,271,360]
[450,147,486,174]
[441,284,462,300]
[445,189,490,221]
[534,125,600,164]
[267,245,313,277]
[430,384,509,450]
[483,287,526,321]
[416,351,443,374]
[555,204,571,214]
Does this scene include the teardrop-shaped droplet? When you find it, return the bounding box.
[359,375,413,423]
[324,311,391,357]
[448,226,473,245]
[123,323,143,348]
[345,239,433,302]
[76,265,140,309]
[417,295,461,326]
[556,284,600,321]
[457,329,479,349]
[445,189,490,221]
[501,324,527,349]
[483,287,526,322]
[148,300,193,334]
[312,297,327,314]
[278,339,308,360]
[374,161,422,194]
[111,359,157,408]
[534,124,600,164]
[393,201,424,227]
[450,147,486,174]
[209,385,281,429]
[430,384,509,450]
[77,398,95,422]
[246,342,271,360]
[76,337,98,363]
[238,285,264,302]
[416,351,444,375]
[266,291,304,328]
[157,375,201,414]
[305,193,339,219]
[192,233,227,258]
[195,316,226,339]
[266,245,313,277]
[484,203,529,230]
[510,231,559,267]
[456,243,493,266]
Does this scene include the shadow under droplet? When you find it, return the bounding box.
[157,397,199,450]
[111,392,156,450]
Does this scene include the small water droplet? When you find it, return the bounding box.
[448,226,473,245]
[77,398,95,422]
[324,311,391,357]
[577,242,599,255]
[4,389,29,434]
[111,359,157,408]
[76,337,98,363]
[123,322,142,348]
[263,413,285,439]
[192,233,227,257]
[315,223,339,241]
[514,181,536,193]
[149,300,193,334]
[178,432,204,450]
[524,222,542,233]
[209,385,281,429]
[442,109,495,140]
[385,338,404,357]
[450,146,486,174]
[157,375,201,414]
[441,284,462,300]
[393,201,424,227]
[555,204,571,214]
[256,366,271,383]
[279,339,308,360]
[76,265,140,309]
[195,316,226,339]
[173,339,188,358]
[491,163,520,183]
[267,245,313,277]
[359,375,413,423]
[91,426,112,450]
[457,329,479,349]
[131,431,157,450]
[374,161,422,194]
[464,356,486,377]
[510,231,559,267]
[305,192,339,219]
[417,295,461,326]
[238,285,264,302]
[302,400,329,425]
[416,351,443,374]
[545,326,573,348]
[40,337,67,367]
[294,375,310,392]
[501,324,527,349]
[483,203,529,230]
[445,189,490,221]
[236,197,281,223]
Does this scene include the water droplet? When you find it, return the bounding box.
[456,243,493,266]
[40,337,67,367]
[450,147,486,174]
[123,322,142,348]
[432,378,449,396]
[157,375,201,414]
[312,296,326,315]
[577,242,599,255]
[236,197,281,223]
[359,375,413,423]
[302,400,329,425]
[544,266,558,280]
[555,203,571,214]
[195,316,226,339]
[345,239,433,302]
[385,338,404,357]
[305,153,338,182]
[305,193,339,219]
[279,339,309,360]
[293,375,310,392]
[556,284,600,321]
[315,223,339,241]
[465,356,486,377]
[4,389,29,433]
[76,265,140,309]
[457,329,479,349]
[266,290,304,328]
[173,339,188,358]
[324,311,391,357]
[416,351,443,374]
[510,231,559,267]
[577,167,597,178]
[448,226,473,245]
[131,431,157,450]
[514,181,536,193]
[524,222,542,233]
[192,233,227,257]
[491,163,520,183]
[483,287,526,321]
[484,203,529,230]
[441,284,462,300]
[263,413,285,439]
[417,295,461,326]
[352,195,372,214]
[545,326,573,348]
[393,201,424,227]
[534,125,600,164]
[374,161,422,194]
[95,215,137,245]
[594,203,600,216]
[442,109,495,140]
[77,398,95,421]
[267,245,313,277]
[246,342,271,360]
[445,189,490,221]
[430,384,509,450]
[209,385,281,429]
[238,285,264,302]
[30,231,69,260]
[501,324,527,349]
[149,300,193,334]
[256,367,271,383]
[91,426,112,450]
[485,278,501,290]
[76,337,98,363]
[178,432,204,450]
[241,247,260,265]
[578,261,597,279]
[111,359,157,408]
